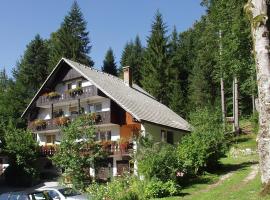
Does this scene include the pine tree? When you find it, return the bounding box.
[102,48,117,76]
[0,68,9,92]
[13,34,50,94]
[120,41,134,75]
[120,35,144,85]
[167,27,184,115]
[132,36,144,85]
[49,1,94,67]
[141,11,170,105]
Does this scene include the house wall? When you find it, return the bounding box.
[141,122,186,145]
[37,132,62,146]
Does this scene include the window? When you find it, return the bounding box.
[46,135,56,144]
[160,130,167,142]
[47,190,60,199]
[77,81,82,88]
[161,130,174,144]
[167,131,174,144]
[88,103,102,113]
[94,103,102,112]
[67,83,72,90]
[95,131,111,141]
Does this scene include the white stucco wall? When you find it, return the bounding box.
[141,122,187,145]
[37,132,62,146]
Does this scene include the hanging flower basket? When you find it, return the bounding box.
[34,119,47,130]
[67,87,83,97]
[54,116,70,126]
[47,91,61,100]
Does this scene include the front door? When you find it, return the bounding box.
[117,160,129,176]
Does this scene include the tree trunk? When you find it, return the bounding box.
[248,0,270,185]
[233,78,235,132]
[252,94,256,114]
[234,77,240,134]
[220,78,226,129]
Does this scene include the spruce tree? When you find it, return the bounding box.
[14,34,50,94]
[120,41,134,74]
[49,1,94,67]
[120,35,144,85]
[102,48,118,76]
[141,11,170,105]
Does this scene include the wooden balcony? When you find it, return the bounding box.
[36,85,98,107]
[39,141,133,157]
[28,111,111,132]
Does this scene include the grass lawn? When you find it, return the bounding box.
[155,131,270,200]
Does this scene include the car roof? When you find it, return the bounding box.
[39,186,70,190]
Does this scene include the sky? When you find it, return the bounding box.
[0,0,205,77]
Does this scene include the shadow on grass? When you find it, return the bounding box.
[211,161,258,176]
[178,161,258,197]
[231,137,252,144]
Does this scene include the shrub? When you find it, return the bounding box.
[87,176,180,200]
[4,164,38,186]
[4,126,39,186]
[136,136,180,182]
[177,107,228,175]
[144,179,180,199]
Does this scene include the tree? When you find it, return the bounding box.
[0,35,50,128]
[245,0,270,186]
[120,36,144,85]
[52,114,107,190]
[102,47,118,76]
[120,41,133,74]
[4,124,39,186]
[141,11,170,105]
[177,108,227,175]
[136,135,179,182]
[49,1,94,68]
[0,68,9,92]
[13,34,50,94]
[168,27,189,116]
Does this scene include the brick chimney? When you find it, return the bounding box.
[123,66,132,87]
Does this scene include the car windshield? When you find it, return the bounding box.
[58,188,80,197]
[0,193,10,200]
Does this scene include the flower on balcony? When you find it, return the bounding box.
[118,138,129,152]
[34,119,46,127]
[54,116,70,126]
[66,87,83,97]
[47,91,61,99]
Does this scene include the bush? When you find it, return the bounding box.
[4,126,39,186]
[177,108,228,175]
[87,176,180,200]
[144,179,180,199]
[136,137,180,182]
[4,164,38,186]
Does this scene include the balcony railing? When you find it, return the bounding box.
[39,141,133,157]
[28,111,111,132]
[36,85,98,107]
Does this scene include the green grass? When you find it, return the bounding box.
[155,131,270,200]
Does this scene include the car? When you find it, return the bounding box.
[0,191,52,200]
[38,186,88,200]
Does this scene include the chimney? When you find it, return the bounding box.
[123,66,132,87]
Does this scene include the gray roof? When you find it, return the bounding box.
[22,58,191,131]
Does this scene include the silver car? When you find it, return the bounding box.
[39,186,88,200]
